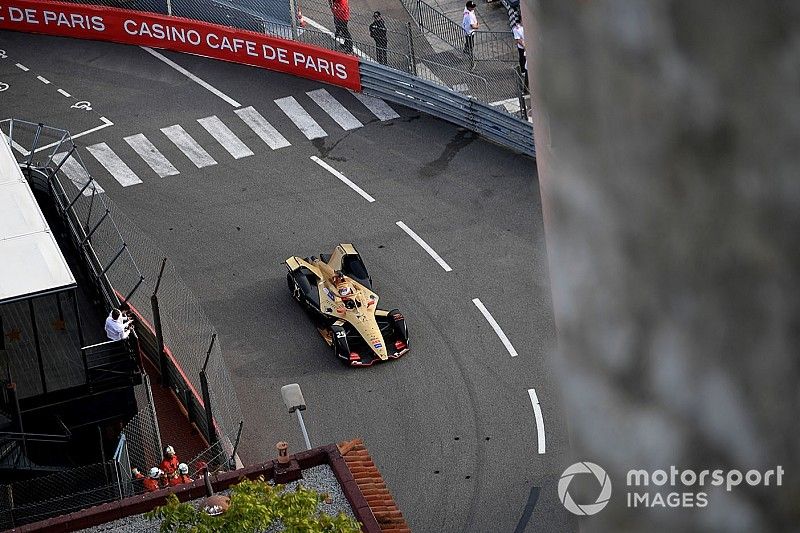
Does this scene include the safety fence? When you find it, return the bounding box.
[360,61,534,156]
[54,0,525,113]
[0,461,125,528]
[0,119,244,524]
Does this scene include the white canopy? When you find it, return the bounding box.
[0,135,76,304]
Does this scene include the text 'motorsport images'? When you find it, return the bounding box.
[286,244,409,366]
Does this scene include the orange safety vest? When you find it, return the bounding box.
[169,474,193,486]
[143,477,160,492]
[161,456,179,475]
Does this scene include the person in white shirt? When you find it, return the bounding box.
[512,16,526,76]
[462,1,479,59]
[105,308,131,341]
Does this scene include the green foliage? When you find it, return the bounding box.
[146,477,362,533]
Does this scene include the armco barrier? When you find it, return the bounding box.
[0,0,360,90]
[360,62,536,157]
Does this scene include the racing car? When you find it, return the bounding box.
[285,244,409,366]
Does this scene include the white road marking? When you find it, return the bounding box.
[351,92,400,121]
[197,115,253,159]
[527,389,546,454]
[161,125,217,168]
[471,298,518,357]
[311,156,375,202]
[6,133,31,157]
[124,133,179,177]
[36,76,50,84]
[275,96,327,139]
[235,106,291,149]
[51,152,105,195]
[32,117,114,154]
[396,221,453,272]
[57,88,72,97]
[307,88,363,130]
[141,46,241,108]
[86,142,143,186]
[15,63,29,71]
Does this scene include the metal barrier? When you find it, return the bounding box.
[0,461,124,528]
[360,61,534,157]
[402,0,516,61]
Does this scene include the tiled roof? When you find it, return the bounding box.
[338,439,410,532]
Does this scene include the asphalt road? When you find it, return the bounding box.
[0,30,574,532]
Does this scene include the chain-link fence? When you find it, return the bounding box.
[3,120,243,462]
[121,375,163,479]
[1,120,245,524]
[0,461,125,529]
[59,0,525,112]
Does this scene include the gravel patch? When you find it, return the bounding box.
[79,465,354,532]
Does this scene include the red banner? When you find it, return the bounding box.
[0,0,361,90]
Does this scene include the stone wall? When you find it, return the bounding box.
[527,1,799,530]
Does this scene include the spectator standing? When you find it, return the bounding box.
[160,445,180,476]
[330,0,353,53]
[512,16,526,79]
[370,11,388,65]
[462,1,479,67]
[104,308,131,341]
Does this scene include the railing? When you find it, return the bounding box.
[360,61,534,157]
[61,0,528,120]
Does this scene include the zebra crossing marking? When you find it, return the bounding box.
[352,93,400,121]
[52,152,105,195]
[275,96,327,140]
[307,89,363,131]
[197,115,254,159]
[124,134,180,178]
[85,143,143,187]
[235,106,291,150]
[161,125,217,168]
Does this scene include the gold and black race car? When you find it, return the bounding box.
[286,244,409,366]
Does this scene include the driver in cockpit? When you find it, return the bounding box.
[332,270,355,297]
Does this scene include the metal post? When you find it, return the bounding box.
[102,244,127,275]
[407,22,417,76]
[229,420,244,468]
[85,186,96,233]
[25,123,42,171]
[79,209,110,246]
[151,258,168,386]
[165,0,172,16]
[295,410,312,450]
[199,371,217,450]
[200,334,218,454]
[288,0,298,40]
[123,276,144,305]
[28,299,47,394]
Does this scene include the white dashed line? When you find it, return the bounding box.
[310,156,375,202]
[396,221,453,272]
[140,46,241,108]
[471,298,518,357]
[15,63,29,71]
[57,88,71,97]
[527,389,546,454]
[36,76,50,84]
